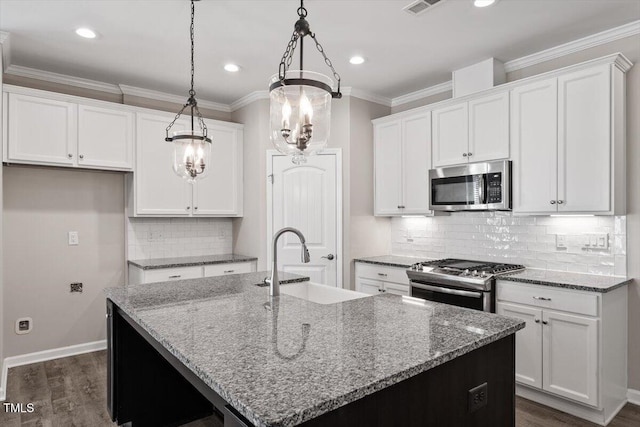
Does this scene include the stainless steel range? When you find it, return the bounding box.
[406,259,525,312]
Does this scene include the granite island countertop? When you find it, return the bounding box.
[128,253,258,270]
[499,269,631,293]
[106,271,524,427]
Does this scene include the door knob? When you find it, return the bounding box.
[321,254,335,261]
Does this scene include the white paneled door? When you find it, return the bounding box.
[270,152,339,287]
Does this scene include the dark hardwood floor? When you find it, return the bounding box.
[0,350,637,426]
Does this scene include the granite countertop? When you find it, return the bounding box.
[128,253,258,270]
[499,269,631,293]
[106,271,524,427]
[353,255,427,268]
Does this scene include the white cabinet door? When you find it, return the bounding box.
[511,79,558,213]
[432,102,468,167]
[558,65,611,213]
[356,277,382,295]
[193,123,243,216]
[78,104,134,170]
[542,310,599,407]
[374,121,402,215]
[8,93,77,165]
[497,302,543,389]
[468,92,509,162]
[135,112,191,216]
[401,112,431,214]
[383,281,410,296]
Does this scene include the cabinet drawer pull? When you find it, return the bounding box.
[224,270,235,273]
[377,273,387,277]
[168,275,181,279]
[533,296,552,301]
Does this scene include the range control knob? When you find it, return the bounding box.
[472,270,479,276]
[463,269,470,275]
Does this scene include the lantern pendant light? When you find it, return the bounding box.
[165,0,212,183]
[269,0,342,165]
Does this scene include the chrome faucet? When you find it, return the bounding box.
[268,227,310,296]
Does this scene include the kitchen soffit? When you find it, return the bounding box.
[0,0,638,105]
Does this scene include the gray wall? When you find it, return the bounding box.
[2,166,125,357]
[386,35,640,390]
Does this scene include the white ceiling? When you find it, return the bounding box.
[0,0,639,105]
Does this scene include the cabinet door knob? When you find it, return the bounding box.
[462,153,468,157]
[542,320,548,325]
[186,206,191,210]
[378,289,383,292]
[557,200,564,204]
[79,154,84,159]
[534,319,540,324]
[194,207,198,210]
[550,200,556,205]
[467,152,472,157]
[68,154,73,158]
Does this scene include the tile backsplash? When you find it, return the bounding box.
[127,218,233,260]
[392,213,626,276]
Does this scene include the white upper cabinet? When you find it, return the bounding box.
[432,102,468,167]
[468,91,510,162]
[512,63,624,215]
[557,66,611,213]
[133,112,192,216]
[7,93,77,166]
[192,121,243,216]
[4,87,134,171]
[432,92,509,168]
[78,104,134,170]
[511,78,558,213]
[129,111,244,217]
[374,111,431,216]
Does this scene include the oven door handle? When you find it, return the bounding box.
[411,282,483,298]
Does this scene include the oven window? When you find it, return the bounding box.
[431,175,484,206]
[411,286,485,311]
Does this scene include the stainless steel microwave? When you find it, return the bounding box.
[429,160,512,211]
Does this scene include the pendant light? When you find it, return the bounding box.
[269,0,342,165]
[165,0,211,183]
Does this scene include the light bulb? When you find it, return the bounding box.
[184,144,195,164]
[300,93,312,125]
[282,98,291,129]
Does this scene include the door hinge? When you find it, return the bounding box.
[268,174,274,184]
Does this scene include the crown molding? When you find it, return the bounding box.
[342,87,392,107]
[118,84,231,112]
[504,20,640,73]
[391,80,452,107]
[0,31,12,72]
[229,90,269,111]
[5,64,123,94]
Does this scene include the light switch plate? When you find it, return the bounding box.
[68,231,79,246]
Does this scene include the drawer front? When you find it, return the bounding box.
[384,281,410,296]
[496,280,598,317]
[204,262,254,277]
[144,266,203,284]
[356,277,383,295]
[356,263,410,285]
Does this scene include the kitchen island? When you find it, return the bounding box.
[105,271,524,427]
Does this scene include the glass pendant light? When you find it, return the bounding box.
[269,0,342,165]
[165,0,211,183]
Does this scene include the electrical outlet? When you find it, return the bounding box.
[68,231,79,246]
[15,317,32,335]
[556,234,567,249]
[70,282,83,293]
[468,382,488,412]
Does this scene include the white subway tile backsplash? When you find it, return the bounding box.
[391,214,626,277]
[126,217,233,260]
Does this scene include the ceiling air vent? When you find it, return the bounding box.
[403,0,444,16]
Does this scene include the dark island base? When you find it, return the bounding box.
[107,300,515,427]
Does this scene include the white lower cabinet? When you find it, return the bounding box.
[355,263,410,296]
[496,280,627,425]
[128,261,257,285]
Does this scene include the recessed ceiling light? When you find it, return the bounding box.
[224,63,240,73]
[349,56,365,65]
[75,28,97,39]
[474,0,497,7]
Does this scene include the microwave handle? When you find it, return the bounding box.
[478,174,486,204]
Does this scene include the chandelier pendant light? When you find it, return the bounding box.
[269,0,342,165]
[165,0,212,183]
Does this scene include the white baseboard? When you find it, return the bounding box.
[628,388,640,406]
[0,340,106,402]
